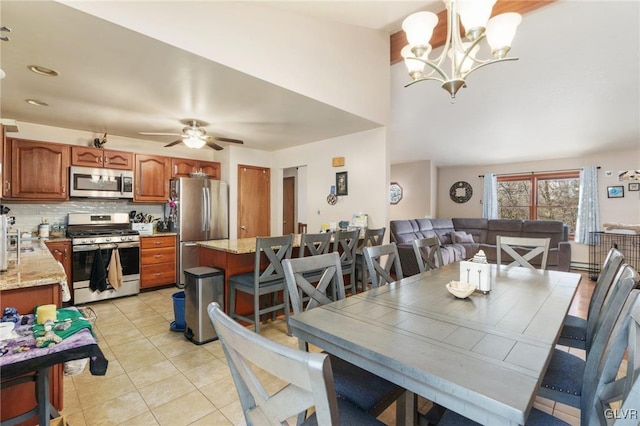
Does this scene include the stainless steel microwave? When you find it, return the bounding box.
[69,166,134,199]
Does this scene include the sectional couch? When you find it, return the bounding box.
[390,218,571,276]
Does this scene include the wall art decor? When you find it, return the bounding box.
[607,185,624,198]
[336,172,348,196]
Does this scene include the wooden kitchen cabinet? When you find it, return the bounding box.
[45,240,72,285]
[6,138,69,200]
[171,158,220,179]
[134,154,171,202]
[71,146,133,170]
[140,235,177,288]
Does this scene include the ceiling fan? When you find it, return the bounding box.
[139,119,244,150]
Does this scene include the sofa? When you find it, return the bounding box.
[390,218,571,276]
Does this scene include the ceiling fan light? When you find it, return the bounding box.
[402,11,438,49]
[183,135,206,149]
[486,12,522,57]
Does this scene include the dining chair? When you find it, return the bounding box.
[282,232,332,334]
[282,253,404,418]
[207,302,385,426]
[558,247,624,350]
[412,236,444,273]
[297,222,308,234]
[538,264,640,408]
[228,234,293,334]
[355,227,386,292]
[332,229,360,296]
[496,236,551,270]
[425,288,640,426]
[363,242,403,288]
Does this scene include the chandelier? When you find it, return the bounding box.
[401,0,522,99]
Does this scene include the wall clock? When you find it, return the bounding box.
[449,181,473,203]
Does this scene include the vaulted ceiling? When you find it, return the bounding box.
[1,1,638,166]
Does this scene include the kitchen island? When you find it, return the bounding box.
[0,240,67,425]
[198,236,303,316]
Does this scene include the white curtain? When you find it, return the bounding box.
[482,174,498,219]
[575,165,600,244]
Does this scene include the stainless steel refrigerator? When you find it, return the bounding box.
[170,177,229,285]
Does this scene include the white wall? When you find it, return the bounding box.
[61,1,391,126]
[273,128,389,235]
[436,149,640,264]
[390,160,436,220]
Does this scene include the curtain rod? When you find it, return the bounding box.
[478,166,600,178]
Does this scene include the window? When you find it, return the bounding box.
[497,172,580,234]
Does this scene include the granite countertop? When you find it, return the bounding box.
[0,240,66,292]
[139,232,178,237]
[198,235,303,255]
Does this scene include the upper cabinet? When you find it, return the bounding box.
[134,154,171,202]
[171,158,220,179]
[6,138,70,200]
[71,146,133,170]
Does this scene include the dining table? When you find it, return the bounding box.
[289,262,582,425]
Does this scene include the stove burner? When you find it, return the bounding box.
[67,229,139,238]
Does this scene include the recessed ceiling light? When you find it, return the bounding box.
[25,99,49,107]
[27,65,59,77]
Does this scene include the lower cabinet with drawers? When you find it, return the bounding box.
[140,235,177,289]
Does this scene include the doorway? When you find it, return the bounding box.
[283,176,295,234]
[237,165,270,238]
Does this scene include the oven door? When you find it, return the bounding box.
[72,242,140,289]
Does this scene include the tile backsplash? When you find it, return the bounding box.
[3,200,164,235]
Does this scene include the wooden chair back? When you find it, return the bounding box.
[496,236,550,270]
[298,232,332,258]
[254,234,294,286]
[364,243,403,288]
[582,289,640,425]
[297,222,308,234]
[283,252,346,346]
[207,302,340,425]
[412,237,444,273]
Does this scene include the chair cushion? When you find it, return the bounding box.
[228,272,283,288]
[301,397,386,425]
[433,406,570,425]
[328,354,403,415]
[538,349,584,408]
[558,315,587,348]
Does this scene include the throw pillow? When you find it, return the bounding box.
[451,231,475,244]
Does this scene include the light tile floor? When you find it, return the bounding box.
[59,276,590,425]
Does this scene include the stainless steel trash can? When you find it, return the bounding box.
[184,267,224,344]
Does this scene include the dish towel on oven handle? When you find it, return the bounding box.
[89,249,107,292]
[107,248,122,290]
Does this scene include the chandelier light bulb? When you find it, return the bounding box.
[448,42,479,74]
[401,0,521,99]
[457,0,496,40]
[486,13,522,58]
[402,11,438,50]
[401,44,429,79]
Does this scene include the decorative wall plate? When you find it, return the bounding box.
[327,193,337,205]
[450,181,473,203]
[389,182,403,205]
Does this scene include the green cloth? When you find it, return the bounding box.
[32,307,94,340]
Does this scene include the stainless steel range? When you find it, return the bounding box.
[68,213,140,304]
